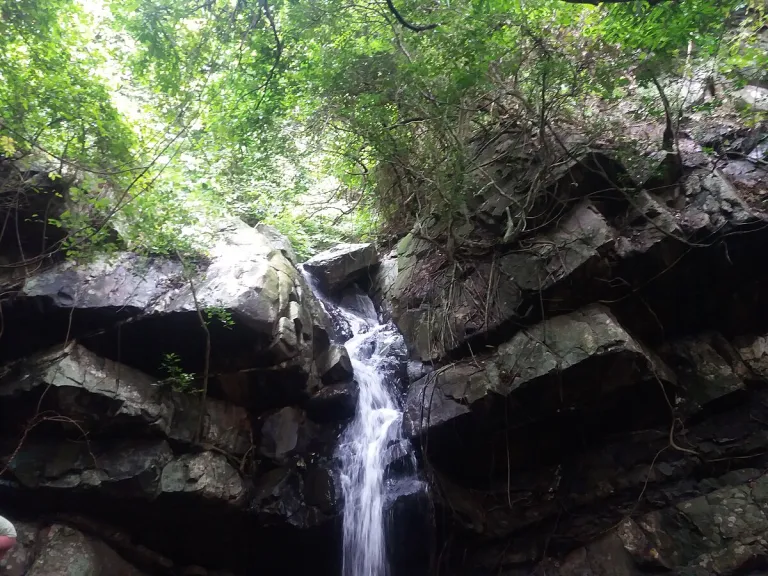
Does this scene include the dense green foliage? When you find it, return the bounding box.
[0,0,765,258]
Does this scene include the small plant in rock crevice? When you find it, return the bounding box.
[203,305,235,329]
[159,352,198,394]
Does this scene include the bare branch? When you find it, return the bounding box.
[384,0,437,32]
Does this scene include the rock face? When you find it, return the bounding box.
[1,118,767,576]
[0,520,148,576]
[393,200,616,361]
[404,304,673,442]
[303,242,378,292]
[316,343,354,384]
[391,122,768,575]
[370,249,398,320]
[0,343,251,454]
[532,470,768,576]
[0,214,348,575]
[306,380,358,422]
[4,219,330,400]
[389,140,768,361]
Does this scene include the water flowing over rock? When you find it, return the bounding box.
[302,269,429,576]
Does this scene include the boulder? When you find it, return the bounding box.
[0,519,38,576]
[607,164,768,345]
[214,362,320,413]
[2,435,246,509]
[160,451,246,505]
[316,343,353,385]
[406,360,432,384]
[0,343,251,455]
[27,524,148,576]
[392,200,615,361]
[659,332,749,417]
[302,466,338,514]
[3,438,173,497]
[369,249,398,319]
[401,304,689,489]
[305,380,358,422]
[303,243,378,292]
[679,167,760,236]
[382,439,417,477]
[733,330,768,379]
[612,189,684,262]
[636,150,684,194]
[251,466,333,528]
[404,304,673,439]
[389,142,768,362]
[0,517,172,576]
[473,149,628,236]
[21,253,180,315]
[3,219,331,397]
[254,222,298,264]
[427,379,768,574]
[385,480,431,576]
[39,515,177,575]
[259,406,308,461]
[0,343,173,435]
[539,472,768,576]
[168,392,251,456]
[0,158,69,287]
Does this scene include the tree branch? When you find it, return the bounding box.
[384,0,437,32]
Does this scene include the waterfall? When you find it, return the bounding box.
[302,270,424,576]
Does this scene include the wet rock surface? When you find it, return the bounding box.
[306,380,358,422]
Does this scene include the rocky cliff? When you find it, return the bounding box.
[383,116,768,575]
[1,114,767,576]
[0,165,365,575]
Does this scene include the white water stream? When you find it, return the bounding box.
[338,298,402,576]
[304,272,417,576]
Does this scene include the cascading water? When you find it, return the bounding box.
[302,270,425,576]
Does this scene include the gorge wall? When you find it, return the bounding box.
[385,115,768,575]
[0,111,767,576]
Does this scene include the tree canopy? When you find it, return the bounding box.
[0,0,765,259]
